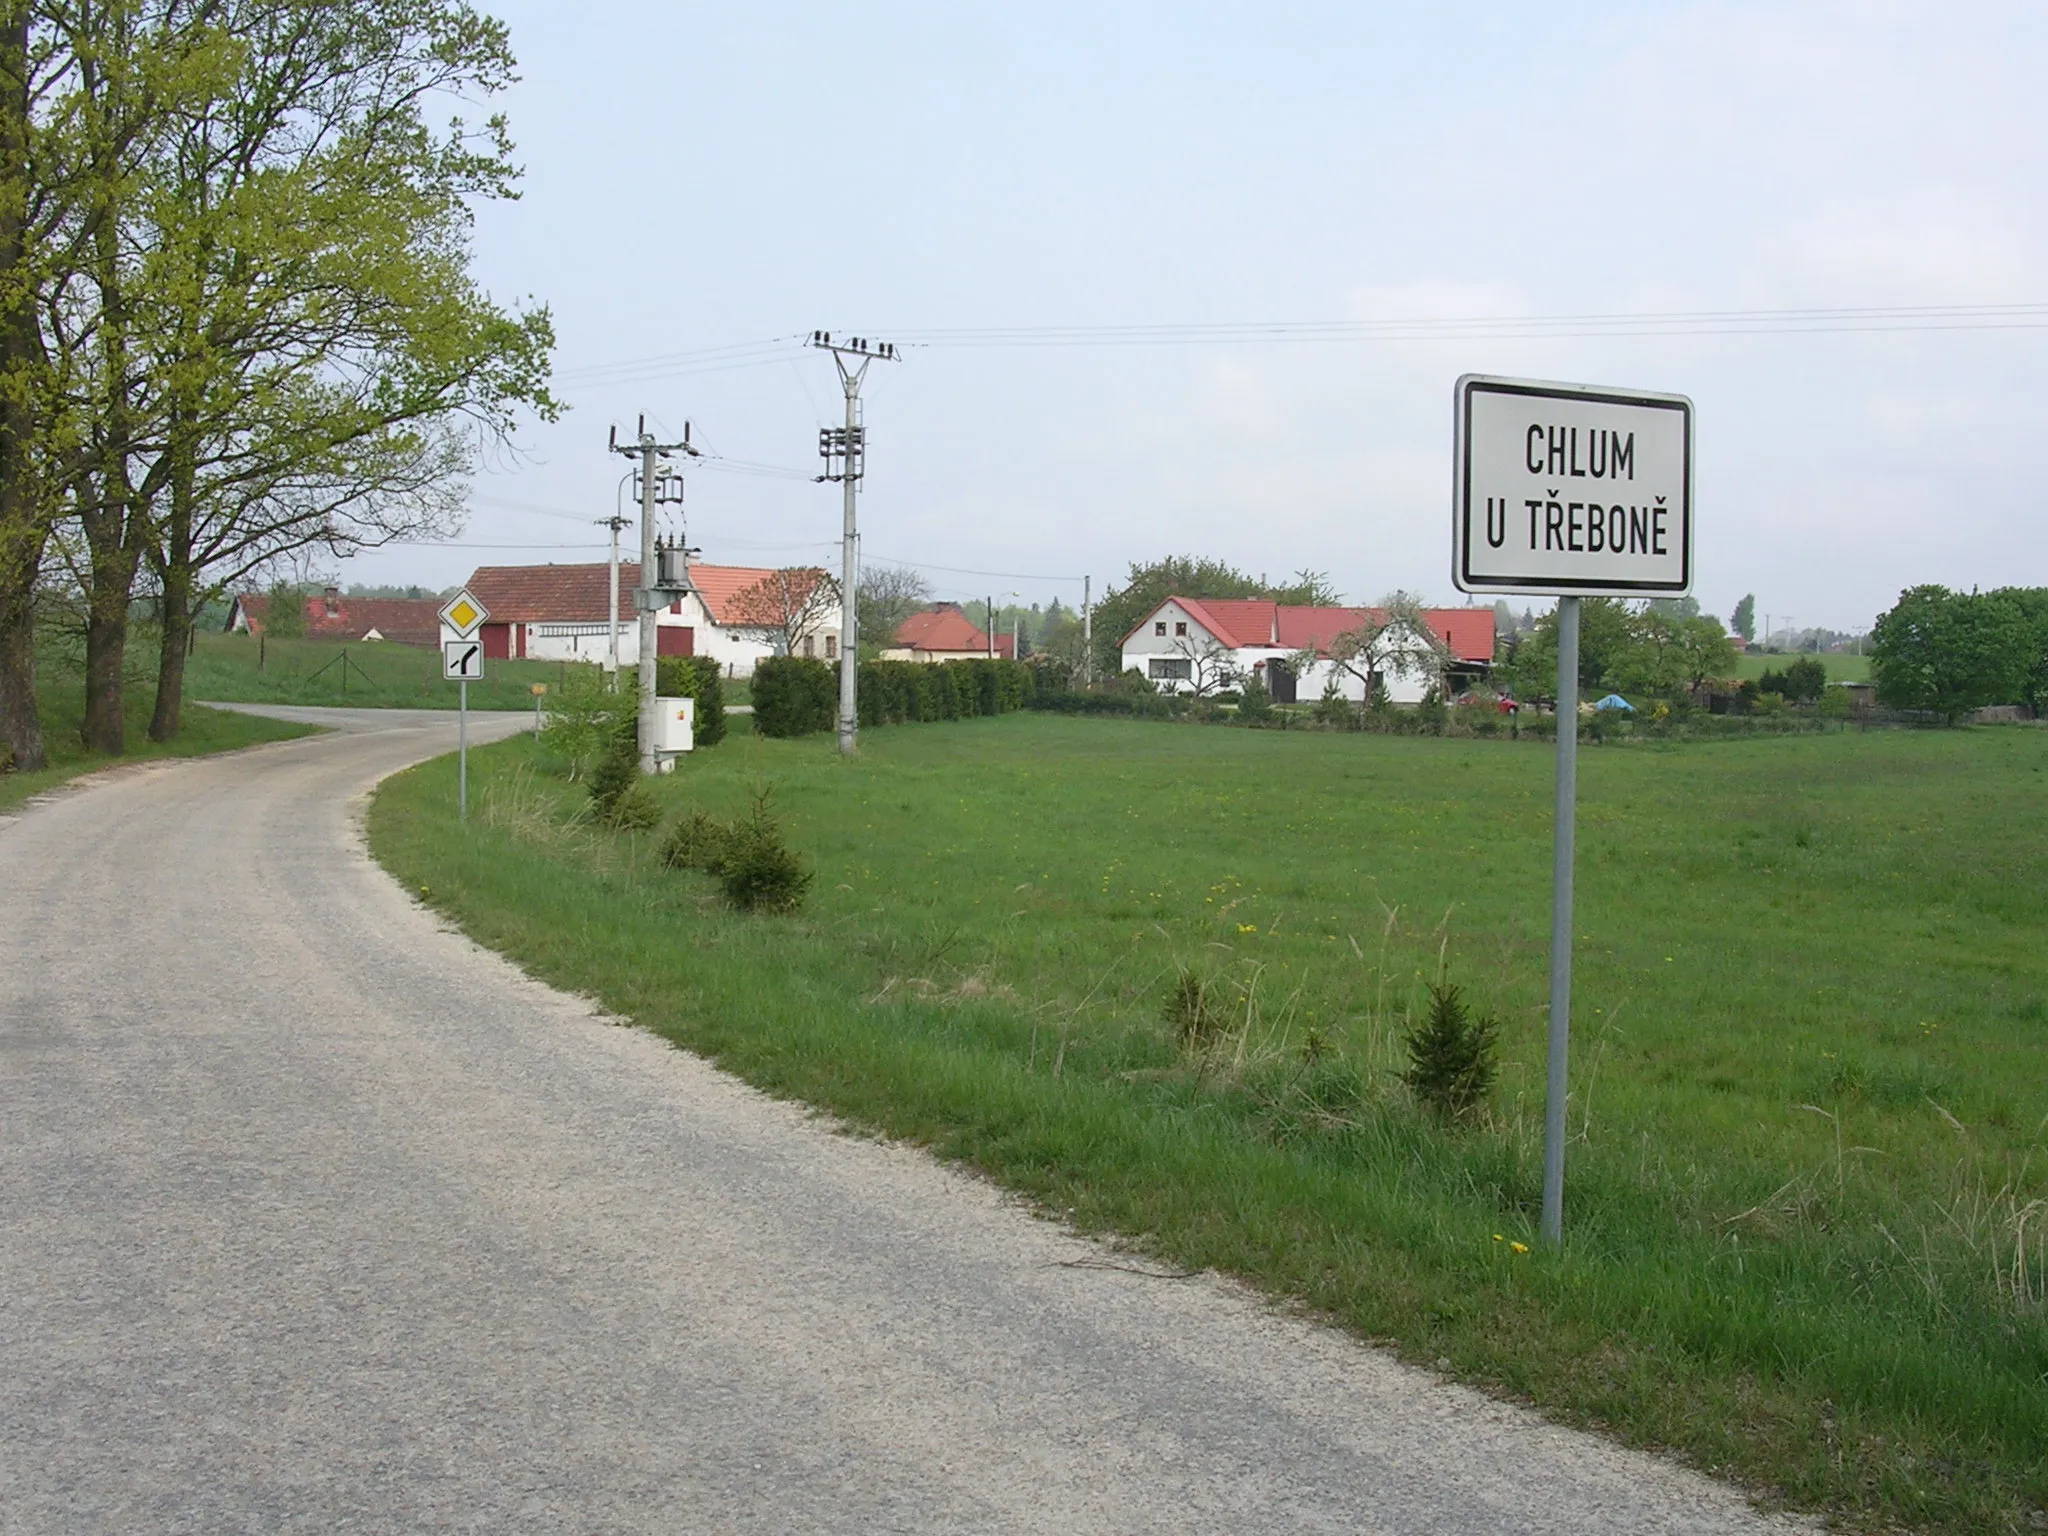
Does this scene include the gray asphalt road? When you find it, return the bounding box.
[0,709,1808,1535]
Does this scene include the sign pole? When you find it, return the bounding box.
[1541,595,1580,1246]
[459,679,469,822]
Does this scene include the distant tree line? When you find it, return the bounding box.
[0,0,554,772]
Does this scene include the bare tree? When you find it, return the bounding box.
[855,563,929,652]
[1169,630,1239,698]
[1326,593,1452,704]
[726,567,840,658]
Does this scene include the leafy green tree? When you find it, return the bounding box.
[137,0,554,742]
[1730,593,1756,641]
[2,1,554,751]
[1871,585,2032,722]
[261,579,304,638]
[1992,587,2048,714]
[1498,597,1635,697]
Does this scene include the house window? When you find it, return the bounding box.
[801,635,815,657]
[1174,621,1188,637]
[1149,657,1192,681]
[1154,621,1167,636]
[825,635,838,659]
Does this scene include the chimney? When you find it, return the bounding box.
[323,586,340,617]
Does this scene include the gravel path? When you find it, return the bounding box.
[0,709,1809,1534]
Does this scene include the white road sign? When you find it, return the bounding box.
[1453,374,1692,597]
[443,639,484,681]
[438,588,489,639]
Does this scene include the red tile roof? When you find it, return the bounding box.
[235,594,441,647]
[1127,597,1494,664]
[893,604,1016,658]
[463,562,826,628]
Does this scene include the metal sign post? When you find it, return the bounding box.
[439,589,490,824]
[1452,374,1693,1247]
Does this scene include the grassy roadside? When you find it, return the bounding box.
[0,676,315,814]
[368,715,2048,1533]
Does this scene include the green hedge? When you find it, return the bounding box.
[654,655,727,747]
[752,656,838,737]
[855,658,1033,727]
[750,656,1039,738]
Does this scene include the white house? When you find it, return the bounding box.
[463,562,842,679]
[881,603,1018,662]
[1120,597,1496,703]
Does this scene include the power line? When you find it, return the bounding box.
[556,303,2048,391]
[880,301,2048,348]
[385,539,607,549]
[553,336,802,385]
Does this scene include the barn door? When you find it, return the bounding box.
[1266,658,1297,703]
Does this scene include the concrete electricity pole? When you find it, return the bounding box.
[1082,575,1093,686]
[809,333,899,755]
[609,416,695,774]
[597,472,633,679]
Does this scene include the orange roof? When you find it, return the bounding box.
[1128,597,1494,664]
[464,562,825,628]
[893,604,1016,658]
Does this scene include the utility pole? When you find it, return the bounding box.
[810,332,900,755]
[609,416,696,774]
[597,472,632,679]
[986,595,995,658]
[1082,575,1093,686]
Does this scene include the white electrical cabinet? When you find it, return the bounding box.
[655,697,695,756]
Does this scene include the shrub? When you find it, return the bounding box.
[541,669,631,780]
[1313,679,1354,727]
[587,714,660,830]
[1401,981,1500,1122]
[1817,683,1853,719]
[716,784,812,912]
[655,655,727,747]
[753,656,836,737]
[1414,687,1449,735]
[659,809,731,871]
[1236,675,1272,722]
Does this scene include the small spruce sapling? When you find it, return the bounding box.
[1402,981,1500,1122]
[715,784,811,912]
[588,715,659,831]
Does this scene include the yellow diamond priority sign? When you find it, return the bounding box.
[438,588,488,639]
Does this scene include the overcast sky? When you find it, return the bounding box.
[340,0,2048,635]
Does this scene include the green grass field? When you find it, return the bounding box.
[187,629,586,710]
[0,666,315,813]
[368,713,2048,1533]
[1735,649,1872,683]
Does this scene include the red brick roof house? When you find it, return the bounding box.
[883,603,1017,662]
[226,589,441,647]
[461,561,841,677]
[1120,596,1495,703]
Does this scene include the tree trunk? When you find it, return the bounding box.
[147,440,197,742]
[79,498,142,753]
[0,0,42,771]
[148,566,190,742]
[78,135,141,756]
